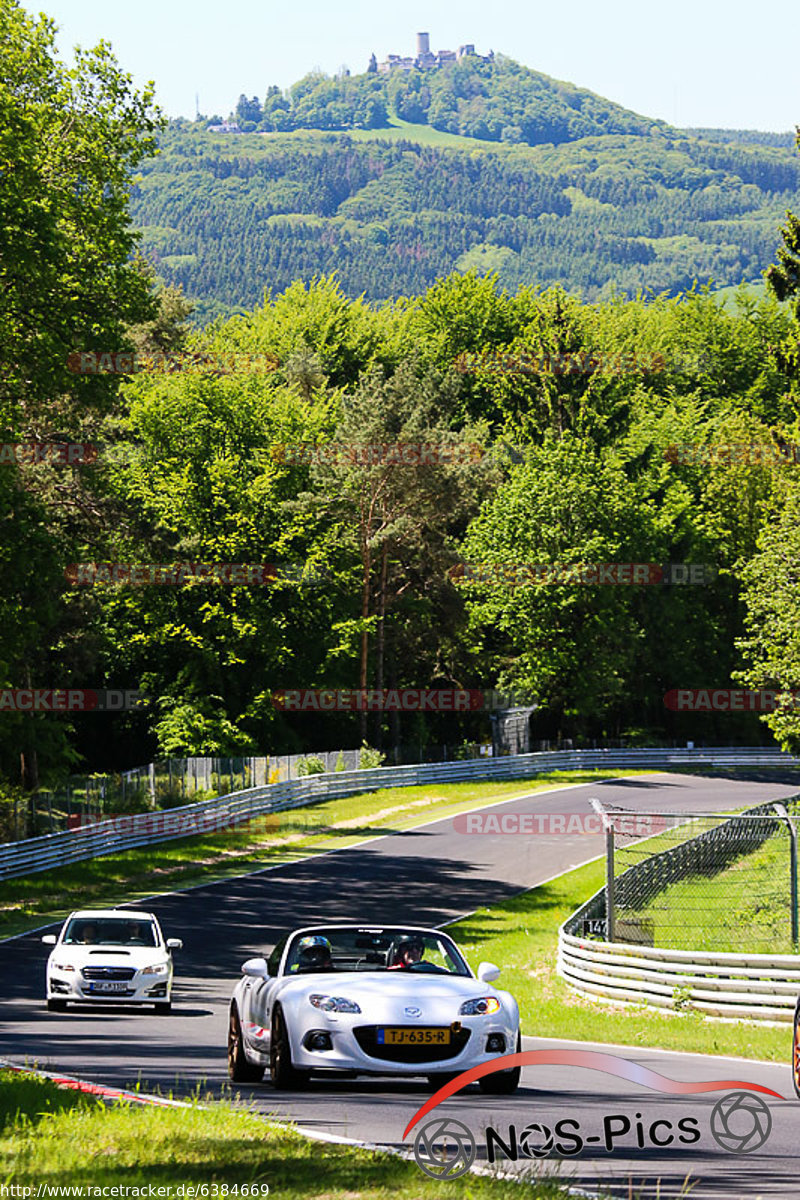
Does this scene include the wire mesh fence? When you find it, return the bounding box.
[3,741,489,841]
[4,751,364,840]
[589,797,800,955]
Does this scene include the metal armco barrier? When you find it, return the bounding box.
[558,934,800,1021]
[1,746,798,883]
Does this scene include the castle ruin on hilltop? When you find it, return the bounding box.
[377,32,492,74]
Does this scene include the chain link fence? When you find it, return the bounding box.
[2,750,366,841]
[2,740,510,842]
[581,798,800,955]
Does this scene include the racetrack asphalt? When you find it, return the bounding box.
[2,771,799,1198]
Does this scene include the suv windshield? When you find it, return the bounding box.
[63,918,158,947]
[284,928,470,975]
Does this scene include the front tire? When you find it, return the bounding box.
[154,1001,172,1015]
[269,1005,310,1090]
[479,1031,521,1096]
[228,1005,264,1083]
[792,998,800,1100]
[47,998,67,1012]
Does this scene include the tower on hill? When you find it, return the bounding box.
[376,32,490,73]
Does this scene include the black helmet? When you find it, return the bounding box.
[393,936,423,964]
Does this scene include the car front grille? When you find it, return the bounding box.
[354,1026,471,1063]
[81,967,136,981]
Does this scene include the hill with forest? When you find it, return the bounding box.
[128,53,800,321]
[241,53,668,144]
[10,0,800,797]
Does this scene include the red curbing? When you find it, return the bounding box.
[0,1058,191,1108]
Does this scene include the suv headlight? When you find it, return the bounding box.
[142,963,169,975]
[309,994,361,1013]
[52,962,75,972]
[460,997,500,1016]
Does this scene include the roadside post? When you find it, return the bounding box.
[590,797,615,942]
[774,802,798,951]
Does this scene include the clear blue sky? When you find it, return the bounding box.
[26,0,800,131]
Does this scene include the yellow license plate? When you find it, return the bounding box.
[376,1027,450,1045]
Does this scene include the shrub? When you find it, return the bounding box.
[358,743,385,769]
[296,755,326,776]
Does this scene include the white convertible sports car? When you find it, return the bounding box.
[42,908,182,1013]
[227,923,521,1093]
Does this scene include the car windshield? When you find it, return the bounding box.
[63,918,158,947]
[283,928,470,976]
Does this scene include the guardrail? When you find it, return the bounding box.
[2,746,799,883]
[558,933,800,1022]
[558,795,800,1022]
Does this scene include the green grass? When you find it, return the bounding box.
[0,770,632,941]
[347,116,503,150]
[619,828,795,953]
[711,280,771,309]
[0,1071,572,1198]
[256,115,504,151]
[447,857,792,1063]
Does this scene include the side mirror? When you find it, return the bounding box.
[241,957,269,979]
[166,938,183,951]
[41,934,57,946]
[477,961,501,983]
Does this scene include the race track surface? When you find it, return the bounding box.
[2,772,798,1198]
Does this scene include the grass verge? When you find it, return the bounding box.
[622,826,795,954]
[447,858,792,1063]
[0,770,633,941]
[0,1070,571,1198]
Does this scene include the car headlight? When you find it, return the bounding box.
[142,963,170,975]
[460,996,501,1016]
[309,994,361,1013]
[52,962,75,972]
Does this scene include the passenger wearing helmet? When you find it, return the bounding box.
[389,936,424,969]
[291,934,333,973]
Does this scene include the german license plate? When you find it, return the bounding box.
[88,981,128,993]
[376,1027,450,1045]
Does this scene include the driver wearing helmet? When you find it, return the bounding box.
[388,936,424,969]
[291,934,334,973]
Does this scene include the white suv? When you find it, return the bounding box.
[43,908,182,1013]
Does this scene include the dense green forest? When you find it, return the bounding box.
[6,0,800,803]
[130,120,800,320]
[128,51,800,318]
[231,54,667,144]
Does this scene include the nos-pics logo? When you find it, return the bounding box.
[406,1050,781,1181]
